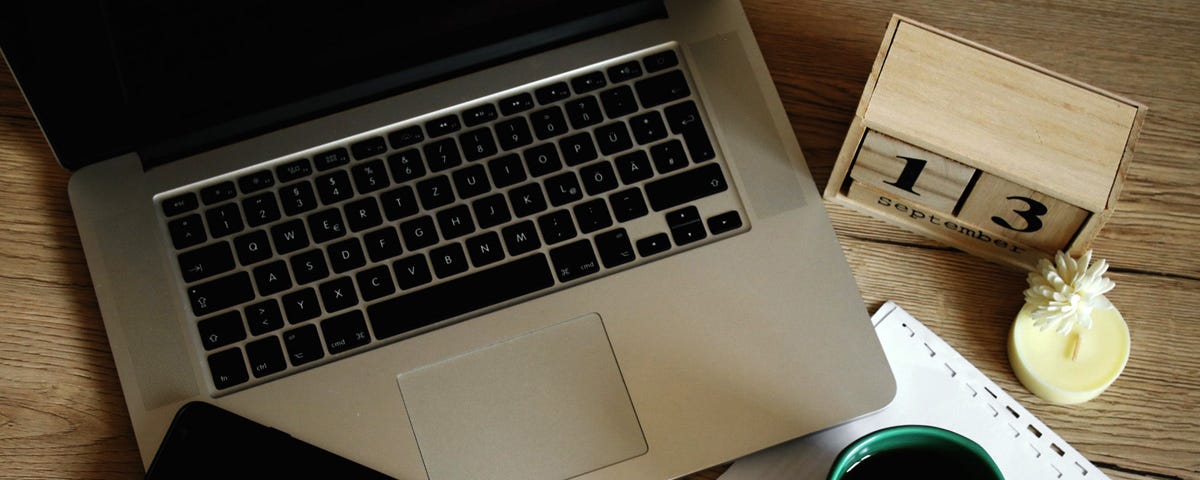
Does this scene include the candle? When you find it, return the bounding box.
[1008,299,1130,404]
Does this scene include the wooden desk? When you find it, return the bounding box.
[1,2,1195,479]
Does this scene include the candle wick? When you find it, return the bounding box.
[1071,333,1083,361]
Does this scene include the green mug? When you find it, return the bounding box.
[827,425,1004,480]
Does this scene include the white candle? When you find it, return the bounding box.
[1008,299,1130,404]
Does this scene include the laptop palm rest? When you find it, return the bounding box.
[397,313,647,480]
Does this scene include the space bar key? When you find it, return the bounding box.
[367,253,555,340]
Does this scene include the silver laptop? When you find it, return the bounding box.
[1,1,894,478]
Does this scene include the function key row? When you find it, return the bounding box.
[160,48,684,216]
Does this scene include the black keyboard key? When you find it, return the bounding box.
[509,183,548,218]
[351,137,387,160]
[523,143,562,177]
[188,272,255,317]
[452,164,491,199]
[530,106,568,140]
[393,254,433,290]
[162,192,198,217]
[351,159,390,194]
[208,348,249,390]
[565,96,603,129]
[498,92,534,116]
[270,219,310,255]
[425,114,461,138]
[233,230,273,266]
[643,50,679,72]
[630,110,668,145]
[205,203,244,238]
[664,101,716,161]
[344,197,383,232]
[416,175,454,210]
[560,132,598,166]
[650,139,688,174]
[252,260,292,296]
[436,205,476,240]
[573,199,613,234]
[549,239,600,283]
[246,336,287,378]
[430,243,469,278]
[307,208,347,243]
[283,325,324,366]
[571,71,607,94]
[614,151,653,184]
[607,61,643,82]
[535,82,571,104]
[242,192,281,227]
[279,181,318,216]
[537,210,577,245]
[319,276,359,313]
[313,148,350,171]
[368,253,554,339]
[424,139,462,172]
[291,249,330,285]
[276,158,314,183]
[387,149,426,183]
[198,311,246,351]
[238,170,275,194]
[315,170,354,205]
[463,104,498,126]
[473,194,512,229]
[545,172,583,206]
[595,228,636,268]
[708,211,743,235]
[380,185,419,221]
[356,265,396,302]
[496,117,533,151]
[388,126,425,149]
[364,227,404,262]
[327,238,366,273]
[580,160,619,195]
[245,299,284,336]
[666,206,706,246]
[282,288,321,324]
[599,85,639,119]
[460,128,498,162]
[400,215,439,251]
[200,181,237,205]
[321,310,371,354]
[636,233,671,257]
[178,242,234,283]
[610,188,649,222]
[502,220,541,256]
[644,162,727,211]
[487,153,527,188]
[635,70,691,108]
[465,232,505,267]
[594,122,633,155]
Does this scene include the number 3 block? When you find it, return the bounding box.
[957,172,1089,252]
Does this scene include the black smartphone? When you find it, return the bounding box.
[145,401,396,480]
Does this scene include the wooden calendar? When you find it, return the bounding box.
[825,15,1148,270]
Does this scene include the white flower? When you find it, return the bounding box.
[1023,250,1116,335]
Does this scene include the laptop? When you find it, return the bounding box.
[1,1,895,478]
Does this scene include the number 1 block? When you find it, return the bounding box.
[957,172,1090,252]
[849,130,977,215]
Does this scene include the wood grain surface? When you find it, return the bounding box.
[1,1,1196,480]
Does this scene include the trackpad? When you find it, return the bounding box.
[397,313,647,480]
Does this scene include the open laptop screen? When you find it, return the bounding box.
[0,1,664,171]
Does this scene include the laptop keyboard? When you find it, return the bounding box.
[157,44,749,394]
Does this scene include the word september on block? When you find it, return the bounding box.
[825,15,1147,270]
